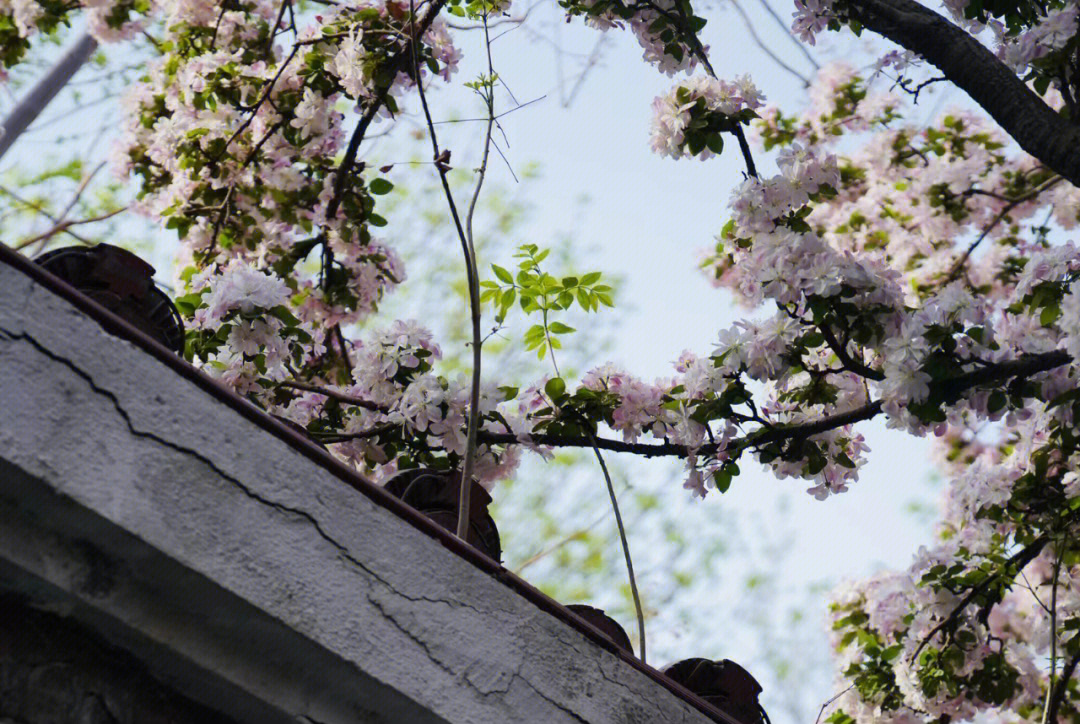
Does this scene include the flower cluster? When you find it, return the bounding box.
[176,260,318,397]
[650,75,764,159]
[791,0,841,45]
[994,5,1079,73]
[558,0,708,75]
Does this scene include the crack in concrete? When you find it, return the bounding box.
[515,676,591,724]
[366,594,459,681]
[4,327,499,620]
[0,329,422,606]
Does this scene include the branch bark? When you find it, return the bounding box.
[845,0,1080,188]
[0,34,97,161]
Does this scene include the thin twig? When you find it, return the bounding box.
[753,0,820,70]
[408,0,484,540]
[730,0,810,88]
[512,512,609,574]
[1046,653,1080,724]
[1041,546,1063,724]
[943,175,1064,284]
[14,206,126,251]
[912,536,1048,661]
[814,684,854,724]
[585,426,646,664]
[563,35,610,107]
[454,10,500,539]
[0,184,91,244]
[279,379,385,411]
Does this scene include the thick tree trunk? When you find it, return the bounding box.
[846,0,1080,188]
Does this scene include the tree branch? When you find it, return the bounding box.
[943,175,1065,284]
[845,0,1080,188]
[480,348,1071,458]
[911,535,1048,661]
[279,379,385,411]
[0,34,98,160]
[1046,652,1080,724]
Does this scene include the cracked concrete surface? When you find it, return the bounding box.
[0,258,721,724]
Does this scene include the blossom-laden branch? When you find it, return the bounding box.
[470,348,1070,456]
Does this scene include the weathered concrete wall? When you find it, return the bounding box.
[0,254,726,724]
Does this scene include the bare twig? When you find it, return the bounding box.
[753,0,820,71]
[454,11,501,540]
[14,206,127,251]
[1041,546,1064,724]
[407,0,485,540]
[730,0,810,88]
[0,34,98,161]
[279,379,385,411]
[512,512,608,574]
[1046,652,1080,724]
[584,426,646,664]
[943,175,1065,284]
[0,184,92,245]
[563,36,610,107]
[814,685,854,724]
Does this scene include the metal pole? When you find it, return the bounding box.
[0,34,98,161]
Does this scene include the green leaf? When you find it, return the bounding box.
[1040,303,1061,326]
[369,178,394,195]
[705,134,724,155]
[987,390,1007,414]
[577,288,592,310]
[545,377,567,400]
[524,324,546,342]
[713,467,733,493]
[686,132,706,156]
[492,264,514,284]
[269,305,300,327]
[548,321,576,334]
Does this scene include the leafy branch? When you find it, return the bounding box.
[482,243,613,371]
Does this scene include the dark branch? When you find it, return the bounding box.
[943,176,1065,284]
[846,0,1080,188]
[1047,652,1080,724]
[911,536,1049,661]
[284,349,1072,461]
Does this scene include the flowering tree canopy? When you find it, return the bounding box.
[5,0,1080,720]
